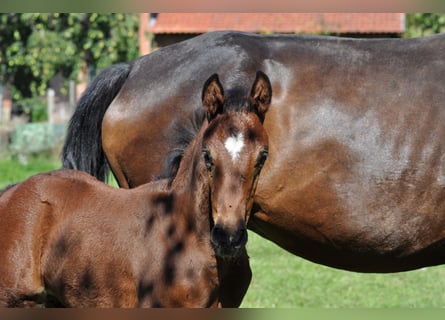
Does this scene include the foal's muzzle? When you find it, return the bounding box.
[210,224,248,258]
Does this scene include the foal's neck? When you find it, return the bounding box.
[169,123,211,233]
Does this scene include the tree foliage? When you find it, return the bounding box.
[405,13,445,38]
[0,13,139,103]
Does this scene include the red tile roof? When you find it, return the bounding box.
[147,13,405,35]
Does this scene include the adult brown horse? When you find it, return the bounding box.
[0,72,272,307]
[62,31,445,273]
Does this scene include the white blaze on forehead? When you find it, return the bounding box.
[224,133,244,161]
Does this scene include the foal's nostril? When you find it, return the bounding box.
[211,224,247,247]
[211,224,226,245]
[211,224,248,258]
[230,227,247,246]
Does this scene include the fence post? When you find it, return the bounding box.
[0,84,3,123]
[68,79,76,120]
[69,80,76,109]
[47,88,55,124]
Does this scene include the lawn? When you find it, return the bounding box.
[2,155,445,308]
[0,155,61,189]
[242,232,445,307]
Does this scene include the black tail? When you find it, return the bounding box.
[61,62,131,182]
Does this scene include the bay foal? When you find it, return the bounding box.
[0,71,271,307]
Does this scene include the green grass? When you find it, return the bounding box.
[242,231,445,307]
[0,155,61,188]
[2,156,445,307]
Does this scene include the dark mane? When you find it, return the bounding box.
[156,107,205,182]
[157,86,251,183]
[223,87,251,112]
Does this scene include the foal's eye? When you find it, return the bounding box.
[202,149,214,171]
[256,149,268,168]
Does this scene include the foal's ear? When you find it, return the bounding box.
[250,71,272,122]
[202,74,225,122]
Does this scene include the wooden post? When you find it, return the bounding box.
[139,13,150,55]
[69,80,76,109]
[0,84,3,123]
[47,88,55,124]
[68,80,76,120]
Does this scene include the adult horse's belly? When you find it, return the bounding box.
[249,94,445,273]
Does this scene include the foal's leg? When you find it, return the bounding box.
[0,201,46,307]
[0,265,46,307]
[48,263,139,307]
[0,290,56,308]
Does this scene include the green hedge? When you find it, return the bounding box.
[10,122,66,155]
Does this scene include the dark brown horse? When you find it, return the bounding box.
[62,31,445,273]
[0,71,272,307]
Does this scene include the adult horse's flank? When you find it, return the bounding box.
[0,71,272,307]
[62,31,445,273]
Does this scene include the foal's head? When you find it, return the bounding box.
[200,71,272,258]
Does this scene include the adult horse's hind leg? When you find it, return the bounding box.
[216,248,252,307]
[102,104,174,188]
